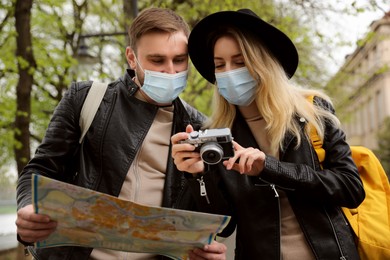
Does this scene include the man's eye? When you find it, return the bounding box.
[151,60,164,64]
[215,64,224,69]
[174,58,187,64]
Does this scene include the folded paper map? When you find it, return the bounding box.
[32,174,230,260]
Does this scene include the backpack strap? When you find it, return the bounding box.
[307,95,326,164]
[79,81,109,143]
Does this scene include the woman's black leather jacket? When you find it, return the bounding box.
[187,98,365,260]
[16,70,206,259]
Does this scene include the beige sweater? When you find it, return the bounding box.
[91,92,174,260]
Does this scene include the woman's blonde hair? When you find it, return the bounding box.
[204,27,340,155]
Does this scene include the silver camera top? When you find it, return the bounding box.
[180,128,234,164]
[186,128,233,146]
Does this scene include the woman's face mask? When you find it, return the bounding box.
[135,57,188,104]
[215,67,257,106]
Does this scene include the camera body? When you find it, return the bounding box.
[180,128,234,164]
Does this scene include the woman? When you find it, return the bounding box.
[171,9,365,260]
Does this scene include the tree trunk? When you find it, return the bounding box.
[14,0,35,259]
[123,0,137,59]
[14,0,34,173]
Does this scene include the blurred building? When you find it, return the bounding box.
[326,11,390,150]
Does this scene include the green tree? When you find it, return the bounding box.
[1,0,132,176]
[375,117,390,179]
[1,0,386,185]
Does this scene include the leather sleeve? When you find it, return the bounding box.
[261,100,365,209]
[16,81,90,210]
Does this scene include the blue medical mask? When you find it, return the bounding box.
[135,57,188,104]
[215,67,258,106]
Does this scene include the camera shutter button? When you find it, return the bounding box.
[190,131,199,139]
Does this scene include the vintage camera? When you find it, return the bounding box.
[180,128,234,165]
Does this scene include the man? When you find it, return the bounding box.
[16,7,227,259]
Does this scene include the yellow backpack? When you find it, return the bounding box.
[308,98,390,259]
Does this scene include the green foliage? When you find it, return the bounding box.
[1,0,384,183]
[180,65,214,116]
[374,117,390,179]
[0,0,129,179]
[0,73,17,173]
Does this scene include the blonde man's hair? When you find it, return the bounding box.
[205,28,340,155]
[128,7,190,51]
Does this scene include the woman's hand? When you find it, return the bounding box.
[223,141,265,176]
[188,241,227,260]
[171,125,205,175]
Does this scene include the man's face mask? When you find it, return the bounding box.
[215,67,257,106]
[135,56,188,104]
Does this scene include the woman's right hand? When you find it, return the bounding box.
[171,125,205,175]
[223,141,265,176]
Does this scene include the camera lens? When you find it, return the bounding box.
[200,142,223,165]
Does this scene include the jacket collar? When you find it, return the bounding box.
[280,116,307,159]
[122,69,139,96]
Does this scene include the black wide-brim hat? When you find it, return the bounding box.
[188,9,299,83]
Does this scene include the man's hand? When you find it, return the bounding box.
[188,241,227,260]
[16,204,57,243]
[171,124,205,175]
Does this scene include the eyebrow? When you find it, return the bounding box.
[214,53,243,60]
[147,53,188,59]
[174,53,188,59]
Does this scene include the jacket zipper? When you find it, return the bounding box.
[256,181,282,259]
[197,175,210,204]
[29,247,39,259]
[324,207,347,260]
[272,184,282,260]
[270,184,282,260]
[270,184,279,197]
[24,246,30,257]
[258,177,295,192]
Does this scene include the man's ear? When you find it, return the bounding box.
[125,47,137,70]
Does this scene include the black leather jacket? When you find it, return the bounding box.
[187,98,365,260]
[16,70,206,259]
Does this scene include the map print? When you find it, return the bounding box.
[32,174,231,260]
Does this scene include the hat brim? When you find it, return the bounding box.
[188,10,299,83]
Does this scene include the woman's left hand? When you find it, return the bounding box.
[223,141,265,176]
